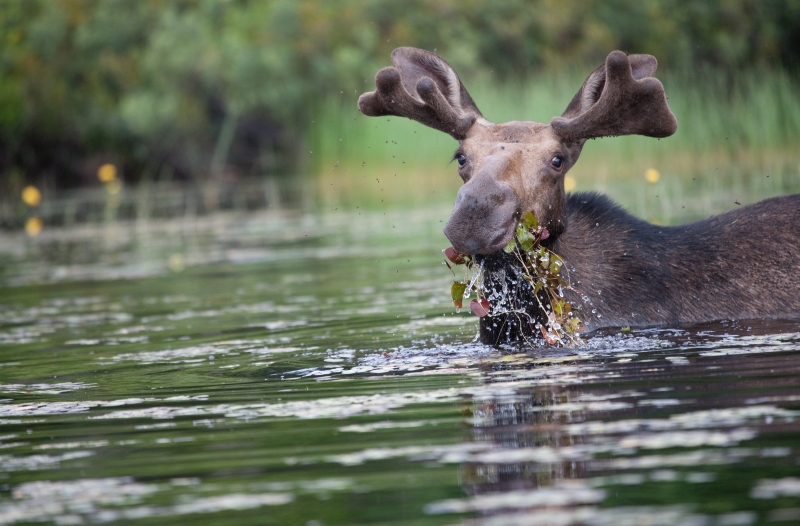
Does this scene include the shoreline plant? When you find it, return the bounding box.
[445,212,583,347]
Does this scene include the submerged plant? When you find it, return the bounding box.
[444,212,583,347]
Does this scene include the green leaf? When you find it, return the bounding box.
[517,227,535,252]
[521,211,538,231]
[566,318,582,333]
[537,252,550,271]
[451,281,467,309]
[503,237,517,253]
[549,254,563,274]
[553,300,569,315]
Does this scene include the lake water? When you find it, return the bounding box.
[1,204,800,525]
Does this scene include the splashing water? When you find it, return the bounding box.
[1,206,800,525]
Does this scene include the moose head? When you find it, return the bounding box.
[358,47,677,255]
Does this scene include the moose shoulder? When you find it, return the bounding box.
[359,47,800,345]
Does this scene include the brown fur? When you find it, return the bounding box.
[556,193,800,330]
[359,48,800,344]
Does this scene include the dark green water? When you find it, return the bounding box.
[1,206,800,525]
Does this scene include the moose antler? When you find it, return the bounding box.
[358,48,485,140]
[550,51,678,143]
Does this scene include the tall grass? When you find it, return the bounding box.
[308,68,800,224]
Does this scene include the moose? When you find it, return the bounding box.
[359,47,800,345]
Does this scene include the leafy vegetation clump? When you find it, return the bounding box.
[444,212,583,347]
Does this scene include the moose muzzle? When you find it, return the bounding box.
[444,157,519,255]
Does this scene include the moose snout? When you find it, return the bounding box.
[444,176,518,255]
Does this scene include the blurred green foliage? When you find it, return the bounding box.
[1,0,799,190]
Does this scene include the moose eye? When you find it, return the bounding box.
[551,155,563,169]
[456,154,467,167]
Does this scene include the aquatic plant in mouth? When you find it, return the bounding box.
[445,211,583,347]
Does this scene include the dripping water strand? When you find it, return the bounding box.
[464,259,484,300]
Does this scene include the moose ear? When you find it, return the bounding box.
[551,51,677,142]
[358,47,488,140]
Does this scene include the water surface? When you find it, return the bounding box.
[1,206,800,525]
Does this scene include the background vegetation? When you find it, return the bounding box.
[1,0,799,225]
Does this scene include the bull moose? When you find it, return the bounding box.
[359,48,800,345]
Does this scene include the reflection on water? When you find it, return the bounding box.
[1,206,800,524]
[435,342,800,525]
